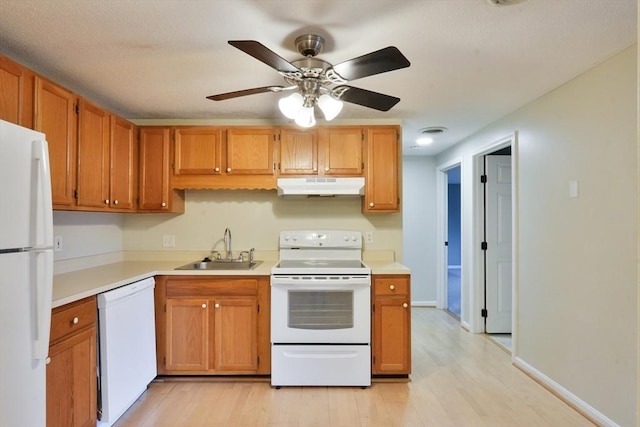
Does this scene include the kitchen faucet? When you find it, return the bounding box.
[223,228,232,260]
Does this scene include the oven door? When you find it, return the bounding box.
[270,275,371,344]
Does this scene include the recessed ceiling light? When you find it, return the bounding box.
[416,137,433,145]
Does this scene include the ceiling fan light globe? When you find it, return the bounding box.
[318,94,343,121]
[294,106,316,128]
[279,92,304,119]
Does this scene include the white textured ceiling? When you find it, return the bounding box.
[0,0,636,155]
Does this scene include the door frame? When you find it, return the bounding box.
[472,132,518,357]
[436,158,462,313]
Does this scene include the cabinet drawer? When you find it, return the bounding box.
[166,277,258,297]
[373,277,409,296]
[50,296,97,344]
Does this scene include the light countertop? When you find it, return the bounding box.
[52,259,410,308]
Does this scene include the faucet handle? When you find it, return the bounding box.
[249,248,255,263]
[211,250,222,260]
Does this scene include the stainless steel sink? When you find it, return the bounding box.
[175,259,263,271]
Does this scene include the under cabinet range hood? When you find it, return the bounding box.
[277,177,365,197]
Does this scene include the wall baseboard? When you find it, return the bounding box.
[513,357,619,427]
[411,300,437,307]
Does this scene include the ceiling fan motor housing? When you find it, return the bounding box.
[295,34,325,57]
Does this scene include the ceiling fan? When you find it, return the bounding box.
[206,34,411,127]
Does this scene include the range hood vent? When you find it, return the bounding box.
[277,177,365,197]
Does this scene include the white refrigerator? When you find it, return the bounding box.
[0,119,54,427]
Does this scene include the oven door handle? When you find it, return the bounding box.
[270,276,371,287]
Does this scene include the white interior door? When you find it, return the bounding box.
[485,155,512,333]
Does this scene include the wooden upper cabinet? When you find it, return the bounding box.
[226,128,275,175]
[0,54,34,128]
[318,127,364,176]
[174,127,224,175]
[363,126,400,213]
[34,77,77,209]
[109,116,137,211]
[139,127,184,212]
[279,129,318,175]
[76,98,110,209]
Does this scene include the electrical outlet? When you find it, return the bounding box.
[365,231,374,244]
[162,234,175,248]
[54,236,63,251]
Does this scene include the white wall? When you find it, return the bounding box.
[436,45,638,427]
[53,211,123,261]
[402,156,437,305]
[122,190,403,259]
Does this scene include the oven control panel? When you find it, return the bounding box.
[279,230,362,248]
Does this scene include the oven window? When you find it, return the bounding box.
[288,290,353,330]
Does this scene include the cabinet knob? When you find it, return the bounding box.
[324,167,329,172]
[389,284,395,290]
[214,303,220,309]
[114,200,119,205]
[161,202,167,207]
[214,167,220,172]
[369,202,375,207]
[313,168,317,172]
[226,167,231,173]
[72,317,79,324]
[201,303,207,309]
[45,357,51,365]
[105,199,109,204]
[403,303,408,308]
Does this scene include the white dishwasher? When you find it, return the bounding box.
[97,277,157,427]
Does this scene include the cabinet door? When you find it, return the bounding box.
[373,296,411,374]
[226,128,275,175]
[35,77,77,208]
[363,127,400,213]
[279,129,318,175]
[109,116,137,210]
[139,127,171,210]
[46,327,97,427]
[165,298,210,371]
[174,127,223,175]
[319,127,363,176]
[213,297,258,372]
[0,54,25,125]
[76,98,110,209]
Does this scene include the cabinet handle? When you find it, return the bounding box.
[105,199,109,204]
[214,303,220,309]
[389,284,395,290]
[46,357,51,365]
[72,317,79,325]
[114,200,119,205]
[226,167,231,173]
[214,167,220,172]
[161,202,167,207]
[313,168,318,172]
[403,303,408,308]
[324,167,329,172]
[369,202,375,207]
[201,303,207,309]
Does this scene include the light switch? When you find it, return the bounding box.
[569,179,579,198]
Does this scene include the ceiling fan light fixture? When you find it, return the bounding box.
[278,92,304,119]
[317,94,343,121]
[294,106,316,128]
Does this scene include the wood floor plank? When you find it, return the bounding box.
[113,308,594,427]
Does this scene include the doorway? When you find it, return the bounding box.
[446,166,461,318]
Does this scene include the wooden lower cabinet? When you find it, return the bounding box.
[372,274,411,375]
[155,275,269,375]
[46,296,97,427]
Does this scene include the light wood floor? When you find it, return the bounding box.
[113,308,593,427]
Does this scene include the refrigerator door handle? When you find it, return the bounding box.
[32,139,53,249]
[32,249,53,361]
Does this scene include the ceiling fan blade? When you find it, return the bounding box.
[206,86,284,101]
[331,46,410,81]
[334,86,401,112]
[228,40,300,73]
